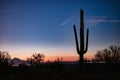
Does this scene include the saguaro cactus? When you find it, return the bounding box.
[73,9,89,63]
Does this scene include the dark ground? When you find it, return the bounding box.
[0,63,120,80]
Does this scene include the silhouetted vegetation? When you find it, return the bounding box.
[0,62,120,80]
[94,45,120,63]
[54,57,63,63]
[27,53,45,66]
[0,48,120,80]
[0,51,11,67]
[73,9,89,63]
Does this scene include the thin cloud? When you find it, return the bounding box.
[88,16,107,19]
[86,16,120,26]
[109,20,120,22]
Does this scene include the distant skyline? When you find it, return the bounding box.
[0,0,120,61]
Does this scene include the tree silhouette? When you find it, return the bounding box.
[94,45,120,63]
[27,53,45,66]
[0,51,11,67]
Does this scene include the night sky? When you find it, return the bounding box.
[0,0,120,61]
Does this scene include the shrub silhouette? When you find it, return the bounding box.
[94,45,120,63]
[54,57,63,63]
[0,51,11,67]
[27,53,45,66]
[73,9,89,63]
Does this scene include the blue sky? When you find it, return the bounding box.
[0,0,120,60]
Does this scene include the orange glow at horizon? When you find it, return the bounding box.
[44,56,79,62]
[1,43,96,62]
[10,51,95,62]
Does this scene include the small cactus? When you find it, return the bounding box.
[73,9,89,63]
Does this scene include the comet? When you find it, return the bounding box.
[61,18,71,26]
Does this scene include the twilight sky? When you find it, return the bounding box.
[0,0,120,61]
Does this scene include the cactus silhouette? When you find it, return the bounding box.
[73,9,89,64]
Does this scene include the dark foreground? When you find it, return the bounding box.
[0,63,120,80]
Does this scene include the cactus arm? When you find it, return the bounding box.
[73,25,80,54]
[84,29,89,53]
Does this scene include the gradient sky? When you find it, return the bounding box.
[0,0,120,61]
